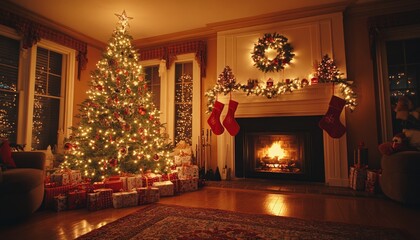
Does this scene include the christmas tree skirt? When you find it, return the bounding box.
[77,204,407,240]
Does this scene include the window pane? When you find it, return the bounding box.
[0,35,19,67]
[32,96,60,150]
[48,74,61,96]
[0,92,18,143]
[174,62,193,145]
[386,40,404,66]
[49,51,62,75]
[0,35,19,143]
[33,47,63,150]
[405,39,420,64]
[386,38,420,134]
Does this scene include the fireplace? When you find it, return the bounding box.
[217,83,349,187]
[235,116,324,182]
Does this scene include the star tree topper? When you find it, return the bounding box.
[115,10,133,29]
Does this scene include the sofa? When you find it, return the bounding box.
[380,151,420,205]
[0,151,46,223]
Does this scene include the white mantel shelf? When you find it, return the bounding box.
[217,83,349,187]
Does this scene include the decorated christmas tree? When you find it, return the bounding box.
[61,11,173,181]
[316,54,343,82]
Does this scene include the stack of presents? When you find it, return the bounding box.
[44,141,200,212]
[348,144,381,193]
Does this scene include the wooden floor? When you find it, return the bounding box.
[1,184,419,240]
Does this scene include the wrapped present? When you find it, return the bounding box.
[365,170,381,193]
[69,170,82,184]
[152,181,174,197]
[174,155,192,166]
[112,191,138,208]
[53,194,67,212]
[104,178,124,192]
[176,165,199,180]
[161,173,178,181]
[51,172,70,186]
[121,175,143,191]
[76,182,94,193]
[141,173,162,187]
[179,177,198,193]
[349,166,367,191]
[67,190,87,210]
[87,188,113,211]
[136,187,160,205]
[45,182,57,188]
[87,192,100,211]
[93,182,106,189]
[43,184,76,209]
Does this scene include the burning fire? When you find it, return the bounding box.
[267,141,286,159]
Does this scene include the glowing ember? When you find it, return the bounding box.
[267,141,286,159]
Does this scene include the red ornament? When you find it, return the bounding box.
[138,106,146,115]
[301,78,309,87]
[285,79,290,84]
[124,123,131,131]
[266,78,274,87]
[108,158,118,167]
[64,142,73,151]
[119,147,128,156]
[126,88,131,94]
[153,154,159,161]
[311,77,319,85]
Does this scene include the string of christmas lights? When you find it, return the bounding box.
[61,11,173,181]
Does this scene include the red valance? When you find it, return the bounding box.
[0,9,88,79]
[139,40,207,77]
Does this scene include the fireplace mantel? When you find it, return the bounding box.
[217,83,349,187]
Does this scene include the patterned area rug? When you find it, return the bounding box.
[77,204,408,240]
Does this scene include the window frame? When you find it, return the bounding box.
[375,25,420,142]
[0,25,76,150]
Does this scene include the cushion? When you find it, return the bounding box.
[403,129,420,150]
[0,140,16,168]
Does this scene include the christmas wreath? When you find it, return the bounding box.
[251,33,295,73]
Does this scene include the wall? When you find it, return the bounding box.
[72,45,102,126]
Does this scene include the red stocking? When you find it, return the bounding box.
[319,95,346,138]
[223,100,240,136]
[207,100,225,135]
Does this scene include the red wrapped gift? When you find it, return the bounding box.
[91,188,113,210]
[67,189,87,210]
[141,174,161,187]
[104,179,124,192]
[93,182,106,189]
[161,173,178,181]
[43,184,76,209]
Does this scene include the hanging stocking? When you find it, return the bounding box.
[223,100,240,136]
[207,100,225,135]
[319,95,346,138]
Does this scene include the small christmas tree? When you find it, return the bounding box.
[61,11,173,181]
[316,54,342,83]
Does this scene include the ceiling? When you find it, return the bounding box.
[4,0,372,44]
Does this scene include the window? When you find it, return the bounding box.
[386,38,420,134]
[143,65,161,109]
[0,28,75,150]
[32,47,63,150]
[0,35,20,143]
[174,62,193,144]
[375,25,420,141]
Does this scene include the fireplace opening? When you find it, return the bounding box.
[253,133,304,174]
[235,116,325,182]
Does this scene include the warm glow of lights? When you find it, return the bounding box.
[267,141,286,159]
